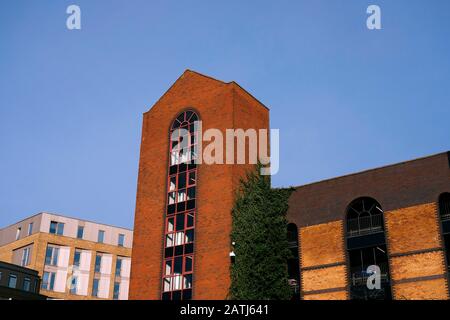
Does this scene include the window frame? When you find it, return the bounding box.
[118,233,125,247]
[8,274,17,289]
[27,222,33,236]
[23,277,31,292]
[161,110,199,300]
[21,247,30,266]
[92,278,100,297]
[98,230,105,243]
[49,221,64,236]
[77,226,84,239]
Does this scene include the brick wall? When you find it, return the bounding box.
[385,202,449,300]
[299,220,348,299]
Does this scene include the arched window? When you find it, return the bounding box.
[287,223,300,300]
[439,193,450,274]
[346,197,384,237]
[346,197,392,300]
[161,110,199,300]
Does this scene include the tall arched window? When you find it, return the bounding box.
[287,223,300,300]
[161,110,199,300]
[346,197,392,300]
[439,193,450,274]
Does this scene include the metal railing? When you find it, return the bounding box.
[350,263,390,286]
[347,214,384,237]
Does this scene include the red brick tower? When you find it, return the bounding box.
[129,70,269,299]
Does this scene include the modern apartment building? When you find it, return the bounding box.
[0,212,132,300]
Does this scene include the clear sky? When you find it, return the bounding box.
[1,1,449,229]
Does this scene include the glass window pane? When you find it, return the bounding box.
[49,273,55,291]
[49,221,57,234]
[113,282,120,300]
[177,189,186,203]
[173,275,182,290]
[45,247,53,265]
[77,226,84,239]
[163,278,171,292]
[174,257,183,274]
[165,260,172,276]
[178,172,186,189]
[24,278,31,291]
[98,230,105,243]
[187,187,195,200]
[42,272,50,290]
[28,223,33,236]
[74,250,81,266]
[168,192,176,205]
[175,232,184,246]
[52,248,59,266]
[184,274,192,289]
[188,171,196,186]
[169,176,176,191]
[57,223,64,235]
[185,229,194,243]
[8,275,17,288]
[187,213,194,227]
[167,218,174,232]
[118,234,125,246]
[95,255,102,272]
[185,256,193,272]
[166,234,174,247]
[176,214,185,231]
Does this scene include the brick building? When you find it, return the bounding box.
[287,151,450,300]
[129,70,450,300]
[129,70,269,300]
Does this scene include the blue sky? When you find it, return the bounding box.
[1,0,449,229]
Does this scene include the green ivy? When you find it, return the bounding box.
[230,164,294,300]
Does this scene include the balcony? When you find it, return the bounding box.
[347,214,384,238]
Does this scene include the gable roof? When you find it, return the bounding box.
[145,69,269,113]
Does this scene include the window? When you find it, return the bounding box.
[77,226,84,239]
[23,277,31,292]
[118,234,125,247]
[45,246,60,266]
[49,221,64,235]
[92,279,99,297]
[73,249,81,267]
[346,197,384,237]
[98,230,105,243]
[70,276,78,294]
[21,247,30,266]
[162,110,198,301]
[346,197,392,300]
[41,272,55,291]
[8,274,17,288]
[438,193,450,273]
[94,254,102,273]
[28,222,33,236]
[115,258,122,276]
[287,223,300,300]
[113,282,120,300]
[16,227,21,240]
